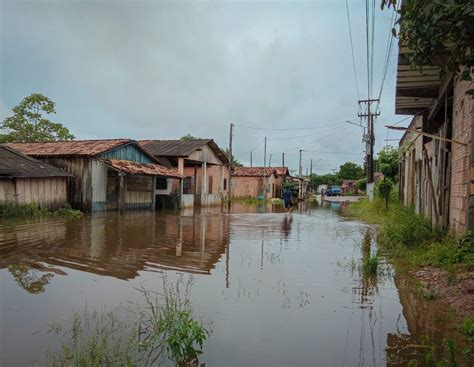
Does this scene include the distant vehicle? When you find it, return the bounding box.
[326,185,342,196]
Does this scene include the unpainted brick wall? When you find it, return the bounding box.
[449,78,474,233]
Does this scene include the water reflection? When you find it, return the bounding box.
[0,210,230,291]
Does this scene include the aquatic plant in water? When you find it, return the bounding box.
[47,274,210,366]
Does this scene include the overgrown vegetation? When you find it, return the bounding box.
[48,275,209,366]
[460,316,474,342]
[382,0,474,95]
[1,202,82,219]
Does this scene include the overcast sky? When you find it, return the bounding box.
[0,0,404,174]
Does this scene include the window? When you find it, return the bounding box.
[156,178,168,190]
[183,177,192,194]
[208,176,213,194]
[223,178,227,191]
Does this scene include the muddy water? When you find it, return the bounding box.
[0,202,465,366]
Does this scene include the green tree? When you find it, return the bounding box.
[1,93,74,142]
[377,146,399,181]
[310,173,339,189]
[337,162,364,181]
[180,133,199,141]
[382,0,474,94]
[224,148,242,167]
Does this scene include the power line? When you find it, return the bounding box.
[234,122,344,131]
[345,0,361,100]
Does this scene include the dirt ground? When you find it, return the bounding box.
[412,266,474,316]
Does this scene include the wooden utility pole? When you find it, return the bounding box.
[228,122,234,204]
[263,137,267,198]
[358,99,380,183]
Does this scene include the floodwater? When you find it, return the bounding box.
[0,201,468,366]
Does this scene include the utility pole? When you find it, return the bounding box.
[250,151,253,167]
[358,99,380,183]
[263,137,267,199]
[228,122,234,205]
[298,149,303,199]
[310,159,313,193]
[282,152,285,168]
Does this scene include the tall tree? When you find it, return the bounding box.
[337,162,364,181]
[377,146,399,181]
[1,93,74,142]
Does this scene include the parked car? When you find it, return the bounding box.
[326,185,342,196]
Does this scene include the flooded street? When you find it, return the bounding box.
[0,202,461,366]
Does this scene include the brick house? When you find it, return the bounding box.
[396,43,474,232]
[139,139,229,207]
[231,167,289,200]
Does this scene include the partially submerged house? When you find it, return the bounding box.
[0,145,72,210]
[139,139,229,207]
[341,180,358,195]
[232,167,277,199]
[6,140,182,212]
[396,45,474,232]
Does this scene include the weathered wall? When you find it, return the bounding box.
[100,143,154,163]
[0,177,68,210]
[41,157,92,211]
[125,175,154,210]
[232,175,277,199]
[91,159,108,211]
[450,78,474,233]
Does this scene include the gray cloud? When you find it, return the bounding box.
[1,0,401,172]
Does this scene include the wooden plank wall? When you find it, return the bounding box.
[125,175,153,209]
[42,157,92,211]
[0,177,68,210]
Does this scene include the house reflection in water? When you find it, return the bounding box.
[0,210,230,293]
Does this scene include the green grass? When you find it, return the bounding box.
[1,201,82,220]
[363,255,379,276]
[460,317,474,341]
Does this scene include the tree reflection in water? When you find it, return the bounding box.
[8,264,55,294]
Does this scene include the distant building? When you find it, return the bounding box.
[341,180,358,195]
[232,167,278,199]
[0,145,72,210]
[139,139,229,207]
[6,140,181,212]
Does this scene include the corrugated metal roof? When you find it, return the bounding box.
[232,167,276,177]
[0,145,72,178]
[5,139,133,157]
[139,139,229,164]
[104,159,183,178]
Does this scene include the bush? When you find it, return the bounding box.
[1,201,49,218]
[460,317,474,341]
[378,206,434,248]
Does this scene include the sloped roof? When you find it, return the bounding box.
[232,167,276,177]
[5,139,134,157]
[139,139,229,164]
[0,145,72,178]
[104,159,183,178]
[274,167,289,176]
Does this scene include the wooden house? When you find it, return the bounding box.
[6,140,182,212]
[139,139,229,207]
[395,42,474,232]
[0,145,72,210]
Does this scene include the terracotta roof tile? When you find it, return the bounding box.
[105,159,183,178]
[5,139,133,157]
[232,167,276,177]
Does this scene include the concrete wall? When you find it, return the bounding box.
[181,194,194,208]
[450,78,474,233]
[0,177,68,210]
